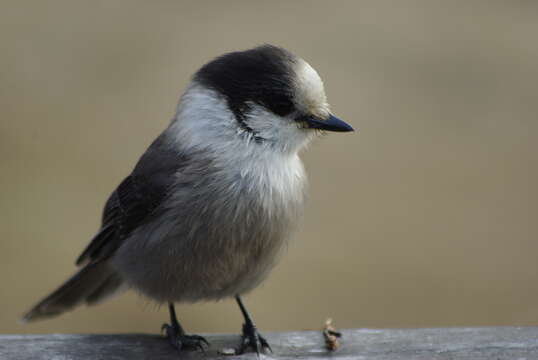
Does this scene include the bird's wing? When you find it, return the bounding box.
[76,132,185,265]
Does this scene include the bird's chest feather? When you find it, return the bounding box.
[114,152,306,302]
[182,153,307,265]
[175,154,306,295]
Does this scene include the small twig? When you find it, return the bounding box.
[323,318,342,351]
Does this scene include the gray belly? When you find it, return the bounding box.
[111,183,303,303]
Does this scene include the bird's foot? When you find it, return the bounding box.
[237,322,272,356]
[162,323,209,352]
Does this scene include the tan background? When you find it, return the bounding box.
[2,0,538,334]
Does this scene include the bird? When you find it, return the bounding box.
[22,44,353,355]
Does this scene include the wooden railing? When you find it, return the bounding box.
[2,327,538,359]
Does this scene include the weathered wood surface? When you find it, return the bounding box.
[2,327,538,360]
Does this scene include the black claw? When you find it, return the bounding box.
[237,322,271,355]
[162,323,209,352]
[260,336,272,353]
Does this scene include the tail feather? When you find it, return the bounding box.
[86,271,124,305]
[22,261,124,322]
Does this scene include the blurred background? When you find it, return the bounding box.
[2,0,538,334]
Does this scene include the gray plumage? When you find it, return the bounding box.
[23,45,352,323]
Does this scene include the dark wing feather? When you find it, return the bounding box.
[76,132,184,265]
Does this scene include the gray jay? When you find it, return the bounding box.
[23,45,353,354]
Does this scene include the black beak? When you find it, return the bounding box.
[306,114,354,132]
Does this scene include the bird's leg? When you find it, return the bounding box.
[161,302,209,352]
[235,295,272,355]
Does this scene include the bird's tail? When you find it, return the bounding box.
[22,261,125,322]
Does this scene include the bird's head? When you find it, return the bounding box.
[172,45,353,155]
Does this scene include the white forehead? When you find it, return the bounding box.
[293,60,330,118]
